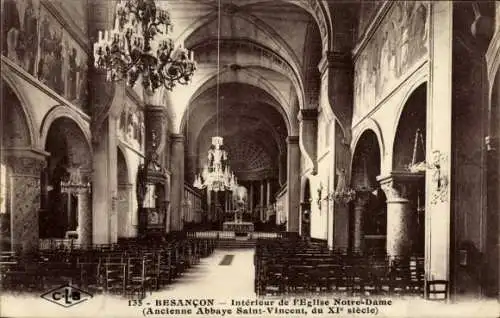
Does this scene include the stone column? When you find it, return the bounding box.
[170,134,184,231]
[352,191,371,253]
[266,179,271,221]
[5,148,47,253]
[287,136,301,232]
[378,172,423,257]
[278,152,286,186]
[77,189,92,248]
[426,1,453,285]
[92,117,118,245]
[249,182,254,216]
[117,183,133,239]
[298,109,318,174]
[260,180,264,221]
[207,188,212,221]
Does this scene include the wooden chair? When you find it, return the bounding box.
[425,280,448,301]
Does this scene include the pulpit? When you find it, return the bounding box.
[137,153,169,237]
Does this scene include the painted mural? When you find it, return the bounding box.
[1,1,89,112]
[2,0,40,75]
[354,2,429,122]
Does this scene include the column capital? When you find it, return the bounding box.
[297,109,319,122]
[377,171,424,202]
[318,51,353,75]
[170,133,185,143]
[4,147,49,176]
[145,104,167,116]
[286,136,299,144]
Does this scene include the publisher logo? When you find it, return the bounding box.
[40,284,93,308]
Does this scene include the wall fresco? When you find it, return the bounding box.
[1,1,89,112]
[354,2,429,122]
[2,0,40,75]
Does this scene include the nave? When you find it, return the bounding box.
[1,242,499,318]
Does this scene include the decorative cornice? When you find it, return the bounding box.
[318,51,353,75]
[352,1,393,61]
[41,0,90,54]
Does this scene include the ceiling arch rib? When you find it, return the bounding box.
[181,8,303,78]
[180,67,297,135]
[181,0,332,53]
[188,105,286,157]
[191,38,303,106]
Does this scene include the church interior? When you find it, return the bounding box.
[0,0,499,309]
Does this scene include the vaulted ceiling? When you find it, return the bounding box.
[176,0,324,182]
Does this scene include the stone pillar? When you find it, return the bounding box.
[249,182,254,216]
[378,172,424,257]
[92,117,118,245]
[427,1,453,285]
[170,134,185,231]
[260,180,264,221]
[5,148,47,253]
[287,136,301,232]
[298,109,318,173]
[352,191,371,253]
[117,183,133,238]
[207,188,212,221]
[278,152,286,186]
[77,189,92,248]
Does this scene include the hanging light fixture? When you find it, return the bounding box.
[192,0,238,193]
[93,0,197,91]
[61,166,91,194]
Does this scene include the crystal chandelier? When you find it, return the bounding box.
[93,0,197,91]
[192,0,237,193]
[193,137,238,192]
[61,167,91,194]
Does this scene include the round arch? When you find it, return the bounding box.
[1,74,38,148]
[392,82,427,171]
[40,105,92,154]
[351,119,386,172]
[392,79,428,137]
[117,143,132,185]
[176,0,332,55]
[300,175,312,203]
[178,68,295,135]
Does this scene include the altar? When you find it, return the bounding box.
[222,221,254,233]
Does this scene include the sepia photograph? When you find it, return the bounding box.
[0,0,499,317]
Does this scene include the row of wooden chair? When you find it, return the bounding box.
[254,239,425,298]
[0,238,216,299]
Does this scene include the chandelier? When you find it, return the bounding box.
[330,168,356,204]
[61,167,91,194]
[192,0,237,193]
[193,137,238,192]
[93,0,197,91]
